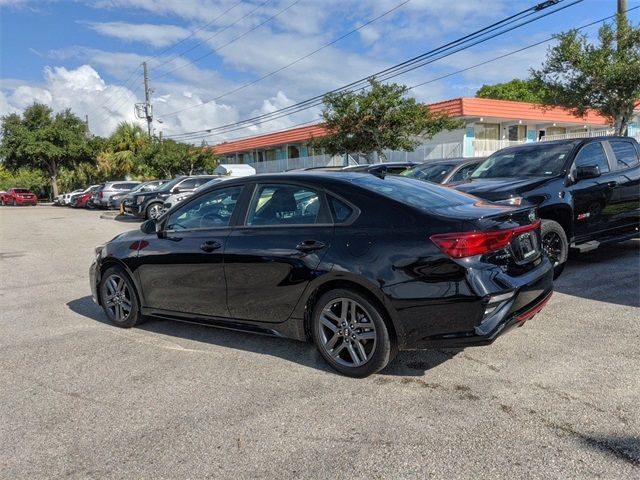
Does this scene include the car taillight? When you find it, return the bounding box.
[430,221,540,258]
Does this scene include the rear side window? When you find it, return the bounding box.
[353,175,474,210]
[247,184,320,226]
[177,178,199,190]
[574,143,610,173]
[328,196,353,223]
[609,140,639,169]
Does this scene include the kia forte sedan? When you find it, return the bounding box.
[90,172,554,377]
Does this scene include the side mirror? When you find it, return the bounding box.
[140,218,158,234]
[172,187,181,194]
[575,165,601,181]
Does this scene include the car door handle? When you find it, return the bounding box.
[200,240,222,252]
[606,181,618,188]
[296,240,325,252]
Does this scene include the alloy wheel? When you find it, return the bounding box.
[542,231,562,266]
[318,297,377,367]
[103,274,132,322]
[148,203,162,219]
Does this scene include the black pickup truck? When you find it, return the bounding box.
[454,136,640,277]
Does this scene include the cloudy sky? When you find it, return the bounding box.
[0,0,637,143]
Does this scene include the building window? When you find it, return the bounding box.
[288,145,300,159]
[508,125,526,141]
[546,126,567,136]
[265,149,277,161]
[475,123,500,141]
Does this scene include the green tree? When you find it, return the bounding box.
[0,103,92,196]
[0,165,48,195]
[532,13,640,135]
[476,78,546,103]
[143,140,219,178]
[98,122,149,177]
[314,78,462,161]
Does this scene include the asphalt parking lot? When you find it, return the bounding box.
[1,205,639,479]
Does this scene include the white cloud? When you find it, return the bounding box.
[84,21,191,47]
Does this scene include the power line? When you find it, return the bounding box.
[163,1,545,123]
[199,5,638,147]
[92,0,248,122]
[160,0,411,115]
[146,0,245,65]
[151,0,273,77]
[154,0,301,80]
[165,0,579,140]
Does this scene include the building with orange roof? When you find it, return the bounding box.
[211,97,639,172]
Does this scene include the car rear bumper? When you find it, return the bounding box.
[395,256,554,350]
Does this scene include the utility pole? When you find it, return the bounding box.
[618,0,627,16]
[135,62,154,138]
[143,61,153,138]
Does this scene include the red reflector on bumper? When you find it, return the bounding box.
[516,291,553,322]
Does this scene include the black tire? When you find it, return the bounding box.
[311,288,395,378]
[541,219,568,279]
[99,266,144,328]
[145,202,163,220]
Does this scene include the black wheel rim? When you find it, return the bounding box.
[103,274,132,322]
[318,298,377,368]
[542,231,563,266]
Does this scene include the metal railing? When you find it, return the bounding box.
[540,129,614,141]
[247,154,360,173]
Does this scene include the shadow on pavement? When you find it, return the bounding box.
[554,239,640,307]
[67,295,459,377]
[578,435,640,467]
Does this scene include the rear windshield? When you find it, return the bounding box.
[402,163,457,183]
[472,143,575,178]
[13,188,30,193]
[353,175,474,210]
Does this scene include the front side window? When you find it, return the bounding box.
[609,140,639,169]
[176,178,199,190]
[247,185,320,226]
[574,142,610,174]
[165,186,242,231]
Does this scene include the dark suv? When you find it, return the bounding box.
[454,136,640,277]
[123,175,219,219]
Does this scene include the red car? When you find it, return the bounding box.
[73,191,93,208]
[0,188,38,206]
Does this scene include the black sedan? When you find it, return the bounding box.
[90,172,554,377]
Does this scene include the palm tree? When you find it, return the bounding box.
[108,122,149,175]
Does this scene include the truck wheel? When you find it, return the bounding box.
[541,219,568,279]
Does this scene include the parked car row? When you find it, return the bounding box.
[86,136,637,377]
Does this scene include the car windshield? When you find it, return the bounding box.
[352,175,474,210]
[471,143,575,178]
[132,182,161,194]
[156,177,184,193]
[401,163,457,183]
